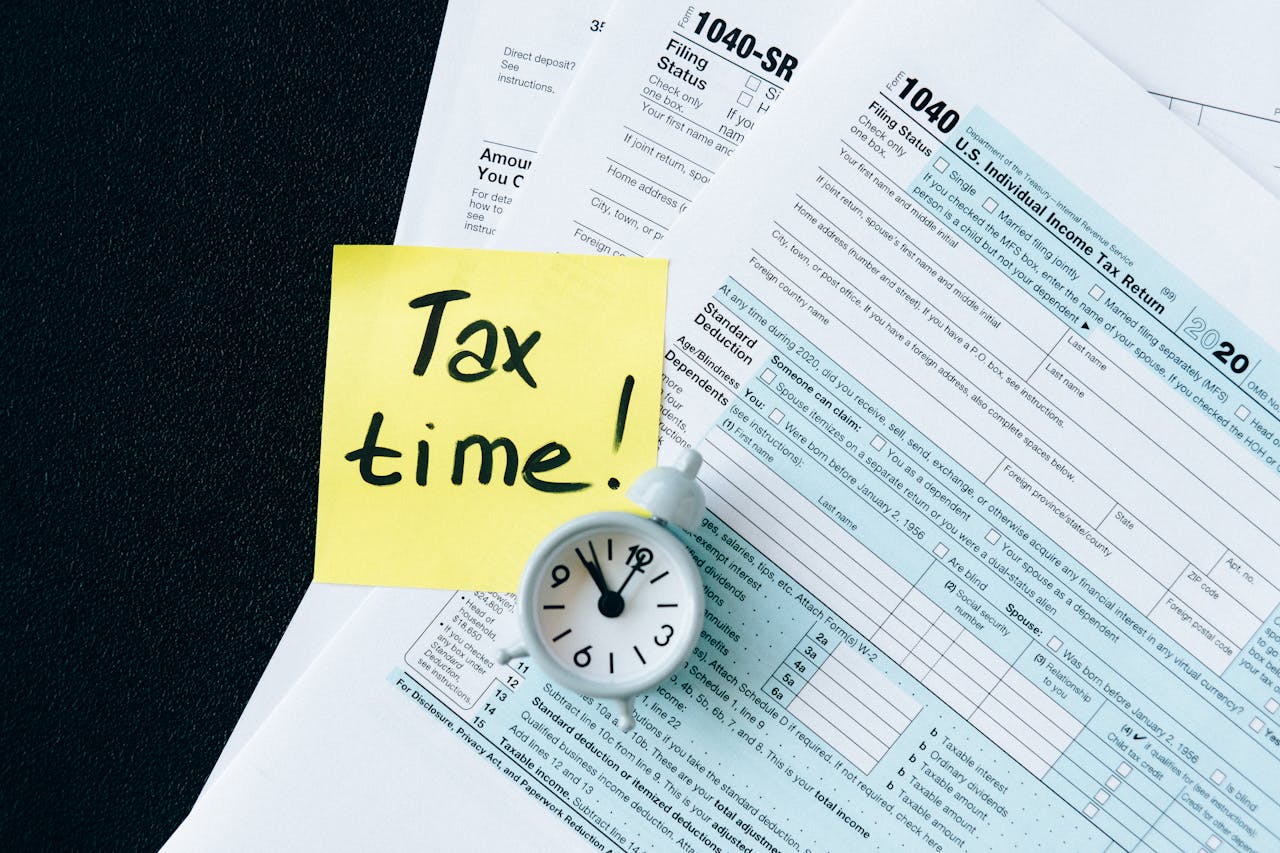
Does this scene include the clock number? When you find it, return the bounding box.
[626,545,654,570]
[654,624,674,646]
[573,646,593,668]
[550,564,570,588]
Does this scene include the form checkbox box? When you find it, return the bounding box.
[933,543,949,559]
[1094,790,1109,804]
[1117,762,1131,777]
[737,92,753,108]
[761,368,776,383]
[1251,717,1264,732]
[1207,836,1221,850]
[933,157,949,173]
[1083,803,1098,818]
[1236,405,1250,420]
[1089,285,1104,300]
[985,529,1000,544]
[1211,769,1226,785]
[769,408,784,424]
[745,75,760,92]
[1266,698,1279,714]
[982,197,998,213]
[1106,776,1120,791]
[870,435,886,451]
[1048,636,1062,652]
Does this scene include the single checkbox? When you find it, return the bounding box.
[933,157,949,172]
[982,197,997,213]
[744,75,760,92]
[761,368,776,383]
[1083,803,1098,818]
[1207,836,1221,850]
[933,543,949,559]
[870,435,886,451]
[737,92,753,108]
[1211,769,1225,785]
[769,408,783,424]
[1117,762,1131,777]
[1106,776,1120,790]
[1089,285,1104,300]
[1251,717,1264,732]
[1094,790,1109,804]
[1266,698,1279,714]
[985,529,1000,545]
[1236,405,1250,420]
[1048,636,1062,652]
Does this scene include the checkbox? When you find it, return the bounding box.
[870,435,886,451]
[986,529,1000,545]
[933,543,949,559]
[1089,285,1104,300]
[1207,836,1221,850]
[761,368,776,383]
[1094,790,1109,804]
[933,157,949,173]
[1251,717,1264,732]
[1236,405,1250,420]
[982,197,997,213]
[1266,698,1279,713]
[1211,769,1225,785]
[1106,776,1120,790]
[744,75,760,92]
[1083,803,1098,818]
[1048,636,1062,652]
[769,408,783,424]
[737,92,753,108]
[1117,762,1131,777]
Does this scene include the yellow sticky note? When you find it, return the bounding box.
[315,246,668,591]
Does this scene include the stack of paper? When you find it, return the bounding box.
[170,0,1280,849]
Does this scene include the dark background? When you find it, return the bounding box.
[2,2,448,847]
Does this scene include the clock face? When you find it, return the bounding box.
[532,520,701,689]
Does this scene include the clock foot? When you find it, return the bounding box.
[496,642,527,664]
[614,698,635,732]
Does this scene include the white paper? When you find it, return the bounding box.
[498,0,847,256]
[1044,0,1280,195]
[180,1,1280,848]
[167,591,586,852]
[203,0,608,791]
[396,0,610,246]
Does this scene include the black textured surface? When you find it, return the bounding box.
[1,2,447,847]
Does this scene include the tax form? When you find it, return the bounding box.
[176,1,1280,850]
[216,6,1279,792]
[498,0,1278,263]
[498,0,846,256]
[396,0,610,246]
[202,0,609,790]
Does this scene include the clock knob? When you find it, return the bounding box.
[626,448,705,531]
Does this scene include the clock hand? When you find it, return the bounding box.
[583,540,626,618]
[576,546,612,596]
[615,565,644,596]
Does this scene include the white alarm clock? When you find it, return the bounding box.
[498,449,706,731]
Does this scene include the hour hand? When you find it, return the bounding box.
[576,545,611,595]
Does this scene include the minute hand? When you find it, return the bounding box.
[576,545,612,595]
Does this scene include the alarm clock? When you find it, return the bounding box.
[497,449,706,731]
